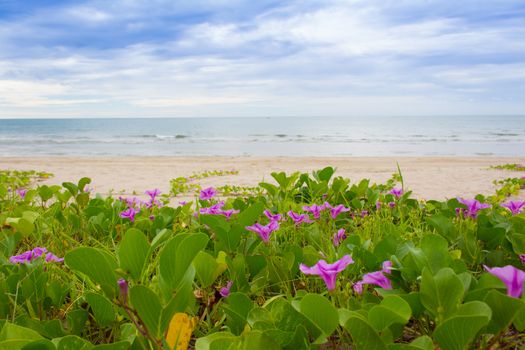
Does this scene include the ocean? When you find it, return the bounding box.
[0,116,524,157]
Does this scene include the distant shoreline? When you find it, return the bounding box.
[2,156,524,200]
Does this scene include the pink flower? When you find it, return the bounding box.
[118,278,129,297]
[245,220,279,243]
[360,210,369,218]
[388,202,396,208]
[457,198,491,218]
[484,265,525,298]
[520,254,525,266]
[353,281,363,294]
[329,204,350,219]
[220,281,233,298]
[120,207,139,222]
[302,204,326,219]
[145,188,161,199]
[199,201,225,215]
[287,210,313,224]
[376,201,381,210]
[10,247,63,264]
[389,188,403,198]
[299,255,354,290]
[16,188,27,199]
[501,201,525,215]
[382,260,393,274]
[200,187,217,200]
[332,228,347,247]
[264,210,282,222]
[362,271,392,290]
[220,209,240,219]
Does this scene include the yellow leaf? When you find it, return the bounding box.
[165,313,198,350]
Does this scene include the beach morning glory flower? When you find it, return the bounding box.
[520,254,525,266]
[287,210,313,224]
[10,247,63,264]
[389,188,403,198]
[388,201,396,208]
[300,255,354,290]
[332,228,347,247]
[16,188,27,199]
[145,188,161,200]
[353,281,363,294]
[120,207,139,222]
[118,278,129,298]
[457,198,491,218]
[376,201,381,210]
[245,220,279,243]
[382,260,393,274]
[362,271,393,290]
[501,201,525,215]
[199,201,225,215]
[484,265,525,298]
[220,281,233,298]
[220,209,240,219]
[199,187,217,200]
[264,209,282,222]
[303,204,325,219]
[329,204,350,219]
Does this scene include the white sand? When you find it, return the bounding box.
[2,157,525,200]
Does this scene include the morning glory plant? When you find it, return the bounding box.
[501,200,525,215]
[484,265,525,298]
[457,198,491,218]
[300,255,353,291]
[245,220,279,243]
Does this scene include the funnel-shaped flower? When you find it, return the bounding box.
[120,207,139,222]
[264,210,282,222]
[246,220,279,243]
[145,188,161,199]
[389,188,403,198]
[287,210,313,224]
[329,204,350,219]
[332,228,347,247]
[220,281,233,298]
[10,247,63,264]
[520,254,525,266]
[362,271,393,290]
[457,198,491,218]
[501,201,525,215]
[199,201,225,215]
[299,255,354,290]
[382,260,393,274]
[118,278,129,298]
[16,188,27,199]
[303,204,325,219]
[199,187,217,200]
[484,265,525,298]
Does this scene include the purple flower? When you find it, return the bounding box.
[245,220,279,243]
[388,202,396,208]
[149,215,155,221]
[220,280,233,298]
[484,265,525,298]
[389,188,403,198]
[45,253,64,263]
[457,198,491,218]
[145,188,161,200]
[360,210,369,218]
[120,207,139,222]
[329,204,350,219]
[376,201,381,210]
[332,229,347,247]
[520,254,525,266]
[501,201,525,215]
[300,255,354,290]
[199,201,225,215]
[10,247,63,264]
[16,188,27,199]
[302,204,326,219]
[200,187,217,200]
[220,209,240,219]
[287,210,313,224]
[361,271,393,290]
[264,210,282,222]
[382,260,393,274]
[118,278,129,297]
[179,201,187,206]
[353,281,363,294]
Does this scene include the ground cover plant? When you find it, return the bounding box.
[1,167,525,349]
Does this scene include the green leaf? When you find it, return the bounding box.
[129,285,162,338]
[222,293,254,335]
[387,336,433,350]
[21,339,56,350]
[65,247,118,298]
[420,234,450,274]
[368,295,411,331]
[193,251,219,288]
[118,228,149,280]
[345,315,386,350]
[53,335,92,350]
[420,267,463,323]
[92,341,130,350]
[299,294,339,337]
[195,332,236,350]
[0,323,42,343]
[483,289,525,334]
[234,330,281,350]
[159,233,209,291]
[433,301,491,350]
[85,293,115,327]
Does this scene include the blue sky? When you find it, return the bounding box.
[1,0,524,118]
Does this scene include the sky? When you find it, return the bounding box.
[0,0,524,118]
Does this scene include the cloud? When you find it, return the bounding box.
[0,0,524,117]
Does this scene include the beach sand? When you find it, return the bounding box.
[2,157,525,200]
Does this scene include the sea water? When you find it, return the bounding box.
[0,116,524,156]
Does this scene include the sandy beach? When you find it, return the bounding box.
[2,156,524,200]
